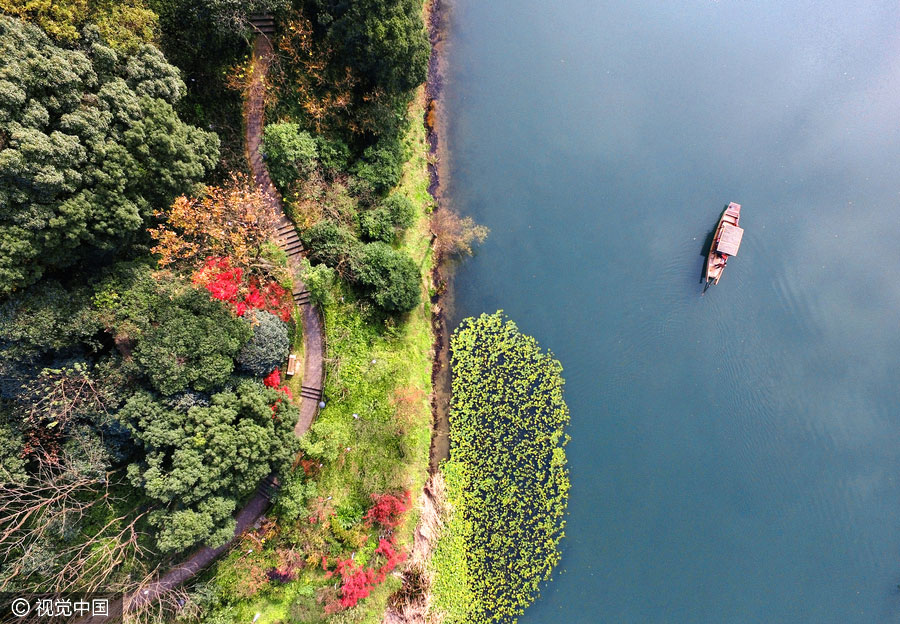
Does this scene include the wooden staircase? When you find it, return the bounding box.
[275,220,304,261]
[257,474,280,501]
[249,13,275,36]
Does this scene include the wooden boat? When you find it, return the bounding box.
[704,202,743,288]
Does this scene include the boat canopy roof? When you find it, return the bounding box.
[725,202,741,218]
[717,223,744,256]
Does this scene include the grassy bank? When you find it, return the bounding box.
[201,90,434,624]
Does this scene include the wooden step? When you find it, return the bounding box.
[257,474,280,500]
[249,17,276,35]
[300,385,323,400]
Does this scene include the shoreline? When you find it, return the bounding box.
[426,0,453,473]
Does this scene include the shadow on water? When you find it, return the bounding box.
[698,226,717,285]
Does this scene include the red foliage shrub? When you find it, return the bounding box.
[321,536,407,611]
[264,368,281,388]
[374,537,406,579]
[193,256,292,321]
[267,547,304,583]
[264,367,294,415]
[364,491,411,529]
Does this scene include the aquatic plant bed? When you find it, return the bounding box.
[431,312,570,624]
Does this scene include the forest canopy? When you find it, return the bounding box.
[0,0,158,49]
[0,16,219,294]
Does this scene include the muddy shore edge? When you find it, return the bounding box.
[426,0,452,473]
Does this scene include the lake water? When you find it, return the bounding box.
[442,1,900,622]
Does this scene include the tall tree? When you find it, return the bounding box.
[132,287,251,396]
[149,175,277,270]
[0,17,219,295]
[0,0,158,50]
[306,0,429,95]
[119,381,299,552]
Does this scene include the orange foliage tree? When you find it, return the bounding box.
[150,174,278,271]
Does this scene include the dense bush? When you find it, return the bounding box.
[132,287,251,395]
[359,192,416,242]
[0,417,27,483]
[237,310,290,376]
[305,0,428,96]
[300,220,358,268]
[351,242,420,314]
[382,192,416,230]
[299,259,337,309]
[263,123,318,189]
[0,17,219,294]
[315,135,350,172]
[119,381,299,552]
[0,281,100,365]
[273,470,318,523]
[353,137,407,195]
[358,208,395,243]
[433,312,570,624]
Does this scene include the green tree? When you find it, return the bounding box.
[93,0,159,52]
[263,122,318,190]
[132,288,250,395]
[351,242,420,314]
[0,0,158,50]
[358,193,415,242]
[0,17,219,294]
[119,381,299,552]
[382,192,415,230]
[236,310,289,376]
[306,0,429,95]
[0,280,101,399]
[299,259,336,309]
[300,220,358,270]
[358,208,395,243]
[0,0,87,41]
[353,136,407,194]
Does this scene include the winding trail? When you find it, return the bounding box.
[111,20,325,616]
[246,29,325,435]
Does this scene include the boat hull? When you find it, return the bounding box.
[705,202,741,286]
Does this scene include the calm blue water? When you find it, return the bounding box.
[443,1,900,622]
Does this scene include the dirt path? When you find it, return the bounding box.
[246,34,325,434]
[104,26,325,618]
